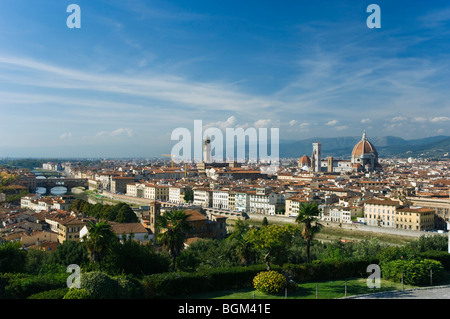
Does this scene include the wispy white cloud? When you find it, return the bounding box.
[0,55,281,118]
[204,116,238,130]
[59,133,73,140]
[326,120,338,126]
[419,7,450,28]
[429,116,450,123]
[391,116,407,122]
[96,128,134,138]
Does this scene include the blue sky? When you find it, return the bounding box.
[0,0,449,158]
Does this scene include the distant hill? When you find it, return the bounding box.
[280,135,450,159]
[0,135,448,160]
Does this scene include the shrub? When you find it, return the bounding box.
[409,235,448,252]
[63,288,93,299]
[377,246,417,264]
[2,273,66,299]
[418,251,450,270]
[0,242,26,273]
[28,288,69,299]
[382,259,445,285]
[80,272,117,299]
[113,276,145,299]
[253,271,287,295]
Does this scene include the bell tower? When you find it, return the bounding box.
[149,200,161,241]
[311,142,321,172]
[203,136,212,163]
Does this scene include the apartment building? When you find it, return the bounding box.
[407,196,450,229]
[169,186,188,204]
[248,188,283,215]
[21,195,71,212]
[183,209,227,240]
[395,207,435,231]
[285,196,308,216]
[327,206,359,224]
[364,199,401,227]
[126,183,146,198]
[193,188,213,207]
[364,198,436,231]
[144,184,170,201]
[212,189,229,210]
[57,216,88,243]
[88,179,100,191]
[147,168,184,180]
[111,177,135,194]
[234,191,250,212]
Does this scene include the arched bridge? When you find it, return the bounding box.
[33,177,88,194]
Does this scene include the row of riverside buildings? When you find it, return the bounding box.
[19,133,450,235]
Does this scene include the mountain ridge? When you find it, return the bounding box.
[279,135,450,159]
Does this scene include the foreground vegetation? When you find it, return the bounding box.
[0,212,449,299]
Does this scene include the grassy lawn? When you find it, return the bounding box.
[184,278,418,299]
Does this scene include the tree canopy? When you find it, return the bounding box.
[296,202,323,263]
[70,199,138,223]
[156,210,192,270]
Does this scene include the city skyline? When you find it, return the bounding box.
[0,1,450,158]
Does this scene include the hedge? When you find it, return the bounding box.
[28,288,69,299]
[0,273,67,299]
[282,257,379,283]
[417,251,450,270]
[381,258,445,285]
[63,288,93,299]
[142,264,270,298]
[141,258,379,298]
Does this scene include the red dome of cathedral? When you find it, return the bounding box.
[298,155,311,166]
[351,131,377,157]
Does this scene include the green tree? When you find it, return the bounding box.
[0,241,26,273]
[82,221,118,270]
[49,240,89,267]
[156,210,192,270]
[183,188,194,203]
[24,249,50,274]
[114,203,138,223]
[295,202,323,263]
[245,224,295,270]
[227,219,257,267]
[103,236,170,275]
[409,235,448,252]
[353,238,384,259]
[227,219,251,241]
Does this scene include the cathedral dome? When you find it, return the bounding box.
[352,131,377,157]
[298,155,311,166]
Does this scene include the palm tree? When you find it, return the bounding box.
[295,202,323,263]
[82,221,117,270]
[156,210,192,270]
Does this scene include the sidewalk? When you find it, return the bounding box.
[344,285,450,299]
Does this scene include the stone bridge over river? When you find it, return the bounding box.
[32,177,88,194]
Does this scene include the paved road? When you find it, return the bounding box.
[349,285,450,299]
